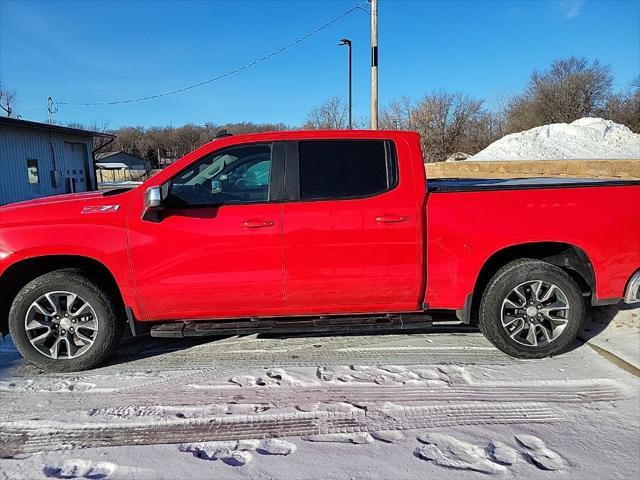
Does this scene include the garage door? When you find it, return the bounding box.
[63,142,90,193]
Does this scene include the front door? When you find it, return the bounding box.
[282,139,423,315]
[128,142,286,321]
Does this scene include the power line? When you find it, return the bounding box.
[56,2,366,107]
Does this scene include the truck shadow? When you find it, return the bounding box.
[580,302,638,341]
[102,304,636,368]
[1,305,633,374]
[102,322,477,368]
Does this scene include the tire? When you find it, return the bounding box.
[8,269,124,372]
[479,259,584,359]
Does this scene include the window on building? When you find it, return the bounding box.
[27,159,40,184]
[298,140,396,200]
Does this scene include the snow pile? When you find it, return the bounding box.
[470,118,640,161]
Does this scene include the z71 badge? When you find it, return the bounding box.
[81,205,120,214]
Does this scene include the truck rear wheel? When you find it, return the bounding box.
[8,269,124,372]
[479,259,584,358]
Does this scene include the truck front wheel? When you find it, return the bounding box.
[479,259,584,358]
[8,269,124,372]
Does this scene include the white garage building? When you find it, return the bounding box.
[0,117,114,205]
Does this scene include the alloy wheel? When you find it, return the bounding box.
[500,280,570,347]
[24,291,98,359]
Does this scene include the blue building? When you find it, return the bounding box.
[96,151,150,171]
[0,117,114,205]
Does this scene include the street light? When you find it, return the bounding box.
[338,38,352,129]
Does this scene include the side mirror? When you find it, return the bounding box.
[144,186,164,211]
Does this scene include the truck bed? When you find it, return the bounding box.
[424,177,640,310]
[427,177,640,193]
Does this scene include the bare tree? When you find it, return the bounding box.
[217,121,288,135]
[457,110,506,156]
[506,57,613,132]
[303,97,348,130]
[172,124,203,158]
[421,92,484,162]
[379,97,415,130]
[99,121,290,165]
[0,82,17,117]
[381,92,484,162]
[111,126,146,154]
[603,76,640,133]
[145,146,159,169]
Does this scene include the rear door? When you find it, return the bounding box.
[281,139,423,314]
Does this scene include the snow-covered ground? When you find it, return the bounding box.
[470,118,640,160]
[0,306,638,480]
[582,304,640,370]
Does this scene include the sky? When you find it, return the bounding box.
[1,0,639,129]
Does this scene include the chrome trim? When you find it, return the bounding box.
[144,186,163,210]
[624,270,640,304]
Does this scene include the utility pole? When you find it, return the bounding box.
[370,0,378,129]
[339,38,352,129]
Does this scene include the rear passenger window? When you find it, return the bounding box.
[298,140,396,200]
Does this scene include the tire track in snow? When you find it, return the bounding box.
[101,335,514,372]
[0,402,559,456]
[114,366,242,394]
[114,336,391,393]
[0,338,514,396]
[0,377,623,418]
[96,348,514,371]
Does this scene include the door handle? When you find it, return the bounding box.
[375,215,409,223]
[241,219,276,228]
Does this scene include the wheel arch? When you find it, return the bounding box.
[0,255,126,337]
[460,242,596,324]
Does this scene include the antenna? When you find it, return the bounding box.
[47,97,58,124]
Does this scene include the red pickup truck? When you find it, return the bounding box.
[1,130,639,371]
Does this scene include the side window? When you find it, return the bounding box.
[168,143,272,207]
[298,140,396,200]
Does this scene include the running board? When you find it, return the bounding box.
[150,314,434,338]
